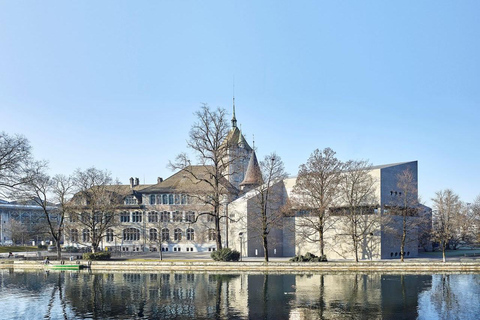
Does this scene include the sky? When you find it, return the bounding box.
[1,1,479,206]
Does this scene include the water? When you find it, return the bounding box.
[0,270,479,319]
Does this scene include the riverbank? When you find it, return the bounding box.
[3,259,480,272]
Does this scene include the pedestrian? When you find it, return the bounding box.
[8,252,13,258]
[44,257,50,265]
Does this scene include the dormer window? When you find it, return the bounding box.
[125,195,137,205]
[150,195,156,205]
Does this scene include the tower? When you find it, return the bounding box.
[223,98,253,191]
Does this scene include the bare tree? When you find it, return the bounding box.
[21,172,74,259]
[472,195,480,245]
[5,219,28,245]
[169,104,239,250]
[70,167,121,253]
[0,132,47,198]
[449,201,477,249]
[384,168,424,261]
[431,189,462,262]
[248,153,288,262]
[336,160,379,262]
[292,148,343,257]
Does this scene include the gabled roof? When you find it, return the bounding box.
[141,165,237,195]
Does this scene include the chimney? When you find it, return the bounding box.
[135,177,140,186]
[129,177,134,188]
[157,177,163,184]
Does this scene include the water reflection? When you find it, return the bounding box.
[1,269,479,319]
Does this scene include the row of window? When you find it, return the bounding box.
[124,194,191,206]
[70,228,216,243]
[120,211,213,223]
[149,194,189,205]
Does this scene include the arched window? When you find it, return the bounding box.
[106,229,114,242]
[82,229,90,242]
[162,194,168,204]
[150,228,158,241]
[208,229,216,241]
[161,228,170,241]
[148,211,158,223]
[150,194,156,205]
[174,228,182,241]
[123,228,140,241]
[168,194,174,204]
[70,229,78,242]
[186,228,194,241]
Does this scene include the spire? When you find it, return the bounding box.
[240,150,264,191]
[232,96,237,128]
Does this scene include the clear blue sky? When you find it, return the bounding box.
[1,1,479,205]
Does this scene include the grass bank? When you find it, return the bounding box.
[0,246,40,253]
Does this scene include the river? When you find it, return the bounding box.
[0,270,479,319]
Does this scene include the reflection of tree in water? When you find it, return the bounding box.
[429,274,460,320]
[44,272,69,320]
[328,274,380,319]
[64,272,243,319]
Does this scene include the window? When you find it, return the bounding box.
[70,229,78,242]
[132,211,142,223]
[162,194,168,205]
[125,195,137,205]
[208,229,216,241]
[106,229,114,242]
[81,212,89,223]
[148,211,158,223]
[150,195,156,205]
[208,215,215,223]
[181,194,187,205]
[168,194,174,205]
[185,211,195,223]
[82,229,90,242]
[123,228,140,241]
[120,212,130,223]
[160,211,169,222]
[175,194,180,205]
[174,228,182,241]
[186,228,194,241]
[172,211,182,222]
[94,212,102,223]
[150,228,158,241]
[161,228,170,241]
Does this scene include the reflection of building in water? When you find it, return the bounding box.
[289,273,432,319]
[63,272,250,319]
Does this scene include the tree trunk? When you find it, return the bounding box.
[215,211,222,250]
[263,234,269,262]
[319,216,324,257]
[401,213,407,262]
[56,241,62,260]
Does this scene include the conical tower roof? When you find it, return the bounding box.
[240,151,263,188]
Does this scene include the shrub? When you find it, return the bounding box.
[211,248,240,262]
[83,252,111,260]
[63,246,80,253]
[38,244,48,250]
[289,252,327,262]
